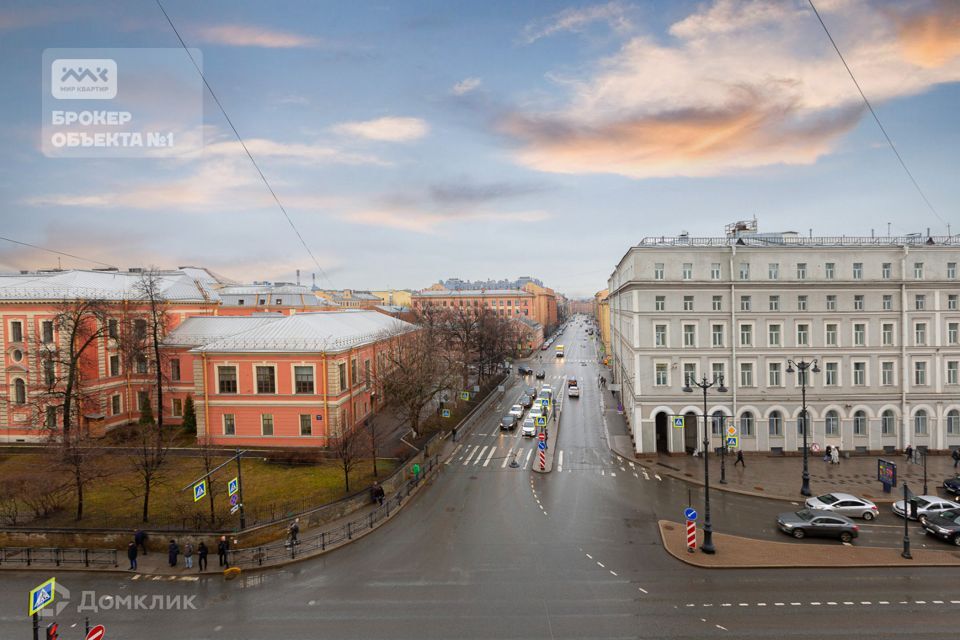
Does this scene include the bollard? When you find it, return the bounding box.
[321,532,326,551]
[347,522,352,540]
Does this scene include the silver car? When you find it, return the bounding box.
[892,495,960,520]
[805,493,879,521]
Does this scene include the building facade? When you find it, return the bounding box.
[594,289,611,360]
[411,285,560,333]
[607,231,960,456]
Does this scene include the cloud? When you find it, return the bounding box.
[204,138,389,166]
[502,0,960,179]
[451,77,482,96]
[521,1,633,44]
[331,117,429,142]
[889,0,960,68]
[428,180,547,204]
[341,207,549,234]
[0,6,83,31]
[194,24,320,48]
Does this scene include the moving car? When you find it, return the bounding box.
[567,377,578,387]
[567,385,579,398]
[804,493,879,521]
[921,508,960,546]
[535,370,546,379]
[499,415,517,431]
[943,476,960,496]
[529,406,544,420]
[518,394,533,408]
[776,509,859,542]
[524,386,537,398]
[522,417,537,437]
[517,366,532,376]
[892,495,960,521]
[508,404,524,419]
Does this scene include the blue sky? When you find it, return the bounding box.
[0,0,957,297]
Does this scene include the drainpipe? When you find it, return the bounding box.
[201,351,210,437]
[900,245,909,451]
[321,351,328,442]
[729,245,738,452]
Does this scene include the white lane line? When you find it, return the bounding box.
[827,602,837,606]
[756,603,766,607]
[501,446,515,468]
[810,602,821,606]
[611,472,617,477]
[524,449,532,469]
[878,601,889,605]
[462,446,478,465]
[720,603,731,608]
[861,601,872,605]
[473,445,488,465]
[774,603,784,606]
[638,587,648,594]
[482,446,496,467]
[558,450,564,472]
[586,553,593,559]
[932,600,943,604]
[597,562,605,568]
[843,601,854,605]
[716,625,728,632]
[916,600,927,604]
[790,602,801,606]
[950,600,960,604]
[654,474,662,481]
[739,603,749,607]
[609,570,617,576]
[447,444,463,463]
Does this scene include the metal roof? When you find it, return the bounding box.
[164,315,282,347]
[0,270,220,302]
[414,289,533,297]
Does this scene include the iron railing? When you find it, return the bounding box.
[0,546,117,567]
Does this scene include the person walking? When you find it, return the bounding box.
[197,541,208,572]
[217,535,229,568]
[905,445,914,463]
[127,541,138,571]
[823,445,832,463]
[952,448,960,469]
[184,541,194,569]
[167,539,179,568]
[734,450,745,467]
[831,446,840,465]
[134,528,147,555]
[288,518,300,546]
[370,482,384,506]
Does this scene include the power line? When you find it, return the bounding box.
[0,235,117,269]
[154,0,334,288]
[807,0,947,231]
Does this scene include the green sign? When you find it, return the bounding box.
[412,463,421,475]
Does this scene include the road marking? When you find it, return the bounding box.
[878,601,889,605]
[558,450,564,472]
[586,553,593,559]
[861,601,872,605]
[609,570,617,576]
[482,446,496,467]
[601,469,605,476]
[916,600,927,604]
[739,603,749,607]
[827,602,837,606]
[597,562,605,568]
[447,444,463,463]
[473,446,488,465]
[721,603,731,607]
[638,587,648,594]
[611,472,617,477]
[502,446,515,468]
[810,602,821,606]
[716,625,728,632]
[790,602,801,606]
[756,603,766,607]
[462,446,478,465]
[654,474,662,481]
[525,449,532,469]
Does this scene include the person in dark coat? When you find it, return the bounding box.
[197,541,208,571]
[370,483,385,506]
[217,536,229,568]
[134,528,147,555]
[168,539,179,567]
[734,450,745,467]
[127,541,138,571]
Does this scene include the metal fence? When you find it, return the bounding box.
[0,546,117,567]
[227,454,440,568]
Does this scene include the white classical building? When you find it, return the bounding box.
[607,223,960,456]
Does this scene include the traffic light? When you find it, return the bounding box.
[45,622,59,640]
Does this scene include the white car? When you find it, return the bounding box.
[522,417,537,437]
[804,493,879,520]
[508,404,524,419]
[892,495,960,520]
[529,406,544,421]
[567,385,580,398]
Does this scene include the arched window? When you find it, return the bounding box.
[914,409,928,435]
[853,410,867,436]
[740,411,754,436]
[711,410,725,436]
[882,410,896,436]
[14,378,26,404]
[948,410,960,435]
[768,411,783,436]
[825,410,839,436]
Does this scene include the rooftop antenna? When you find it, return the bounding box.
[887,222,891,236]
[296,269,301,286]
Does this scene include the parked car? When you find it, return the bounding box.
[804,493,879,520]
[517,366,532,376]
[499,415,517,431]
[522,417,537,437]
[776,509,859,542]
[892,495,960,521]
[567,385,580,398]
[508,404,524,419]
[921,508,960,546]
[541,344,550,350]
[535,370,546,379]
[518,394,533,408]
[943,476,960,496]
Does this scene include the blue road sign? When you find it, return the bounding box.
[193,480,207,502]
[684,507,698,521]
[672,416,684,428]
[538,440,546,451]
[536,416,547,427]
[230,494,239,506]
[726,436,739,449]
[228,477,239,497]
[441,409,451,418]
[28,577,55,616]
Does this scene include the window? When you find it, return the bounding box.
[853,295,864,311]
[683,324,696,347]
[825,262,835,280]
[740,412,755,436]
[947,361,958,386]
[882,262,891,280]
[882,295,893,311]
[223,414,235,436]
[825,295,836,311]
[218,366,237,394]
[10,320,23,342]
[45,406,57,429]
[135,355,148,374]
[133,318,147,340]
[655,296,665,311]
[914,262,924,279]
[655,325,667,347]
[740,295,751,312]
[261,414,274,436]
[914,410,928,435]
[797,295,808,311]
[882,410,896,436]
[796,324,809,346]
[949,262,958,279]
[111,394,121,416]
[853,323,866,346]
[768,411,783,436]
[914,361,927,385]
[259,298,266,305]
[882,323,894,346]
[768,263,779,280]
[825,362,838,386]
[711,411,725,436]
[769,295,780,311]
[295,366,314,394]
[683,295,694,311]
[654,263,664,280]
[14,378,26,404]
[853,410,867,436]
[275,299,283,306]
[825,410,839,436]
[109,355,120,377]
[711,324,724,347]
[740,362,754,387]
[655,363,668,386]
[948,322,958,345]
[739,262,750,280]
[712,295,722,311]
[711,362,725,383]
[852,362,866,386]
[915,322,927,345]
[947,410,960,435]
[768,324,781,346]
[43,357,55,386]
[255,366,276,394]
[915,294,926,310]
[768,362,782,386]
[740,324,752,346]
[683,363,697,386]
[682,263,693,280]
[796,263,807,280]
[881,361,895,386]
[137,391,149,410]
[172,398,183,418]
[711,263,721,280]
[949,294,958,310]
[41,321,53,344]
[170,358,181,381]
[300,415,312,436]
[237,299,245,306]
[338,362,347,390]
[852,262,863,280]
[825,323,838,346]
[108,319,118,339]
[351,358,359,385]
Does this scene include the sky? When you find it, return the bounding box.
[0,0,958,298]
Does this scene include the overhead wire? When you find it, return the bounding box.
[0,235,117,269]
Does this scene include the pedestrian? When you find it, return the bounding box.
[831,446,840,465]
[167,539,179,568]
[127,541,138,571]
[952,448,960,469]
[184,541,194,569]
[734,450,745,467]
[905,445,914,463]
[370,482,384,506]
[217,535,228,568]
[823,445,832,462]
[134,528,147,555]
[197,541,208,572]
[289,518,300,545]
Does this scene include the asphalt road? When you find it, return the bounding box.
[1,319,958,639]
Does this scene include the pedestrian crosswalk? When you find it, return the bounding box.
[445,444,664,482]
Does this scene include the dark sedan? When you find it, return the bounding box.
[776,509,859,542]
[535,370,546,379]
[943,476,960,496]
[921,508,960,546]
[518,394,533,408]
[499,415,517,431]
[524,386,537,398]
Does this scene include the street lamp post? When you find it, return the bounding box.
[922,449,928,495]
[786,359,820,498]
[683,374,728,555]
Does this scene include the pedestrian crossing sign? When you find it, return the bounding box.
[536,416,547,427]
[441,409,451,418]
[193,479,207,502]
[672,416,684,428]
[460,391,470,401]
[228,477,239,497]
[28,577,55,616]
[726,436,738,449]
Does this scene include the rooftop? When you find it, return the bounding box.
[414,289,533,297]
[0,269,221,302]
[633,234,959,249]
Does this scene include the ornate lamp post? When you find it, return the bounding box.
[786,359,820,497]
[683,374,728,555]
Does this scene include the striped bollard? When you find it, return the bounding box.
[686,520,697,552]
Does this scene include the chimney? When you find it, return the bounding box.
[296,269,301,286]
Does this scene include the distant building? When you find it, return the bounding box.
[370,290,413,307]
[439,276,544,291]
[593,289,610,357]
[413,283,560,333]
[218,284,339,314]
[315,289,381,310]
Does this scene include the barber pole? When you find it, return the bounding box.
[686,520,697,552]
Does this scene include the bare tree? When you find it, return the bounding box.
[364,417,380,479]
[127,400,170,522]
[331,423,365,493]
[196,434,222,526]
[128,269,173,455]
[53,421,106,521]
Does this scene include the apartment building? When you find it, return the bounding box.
[412,282,560,332]
[607,227,960,456]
